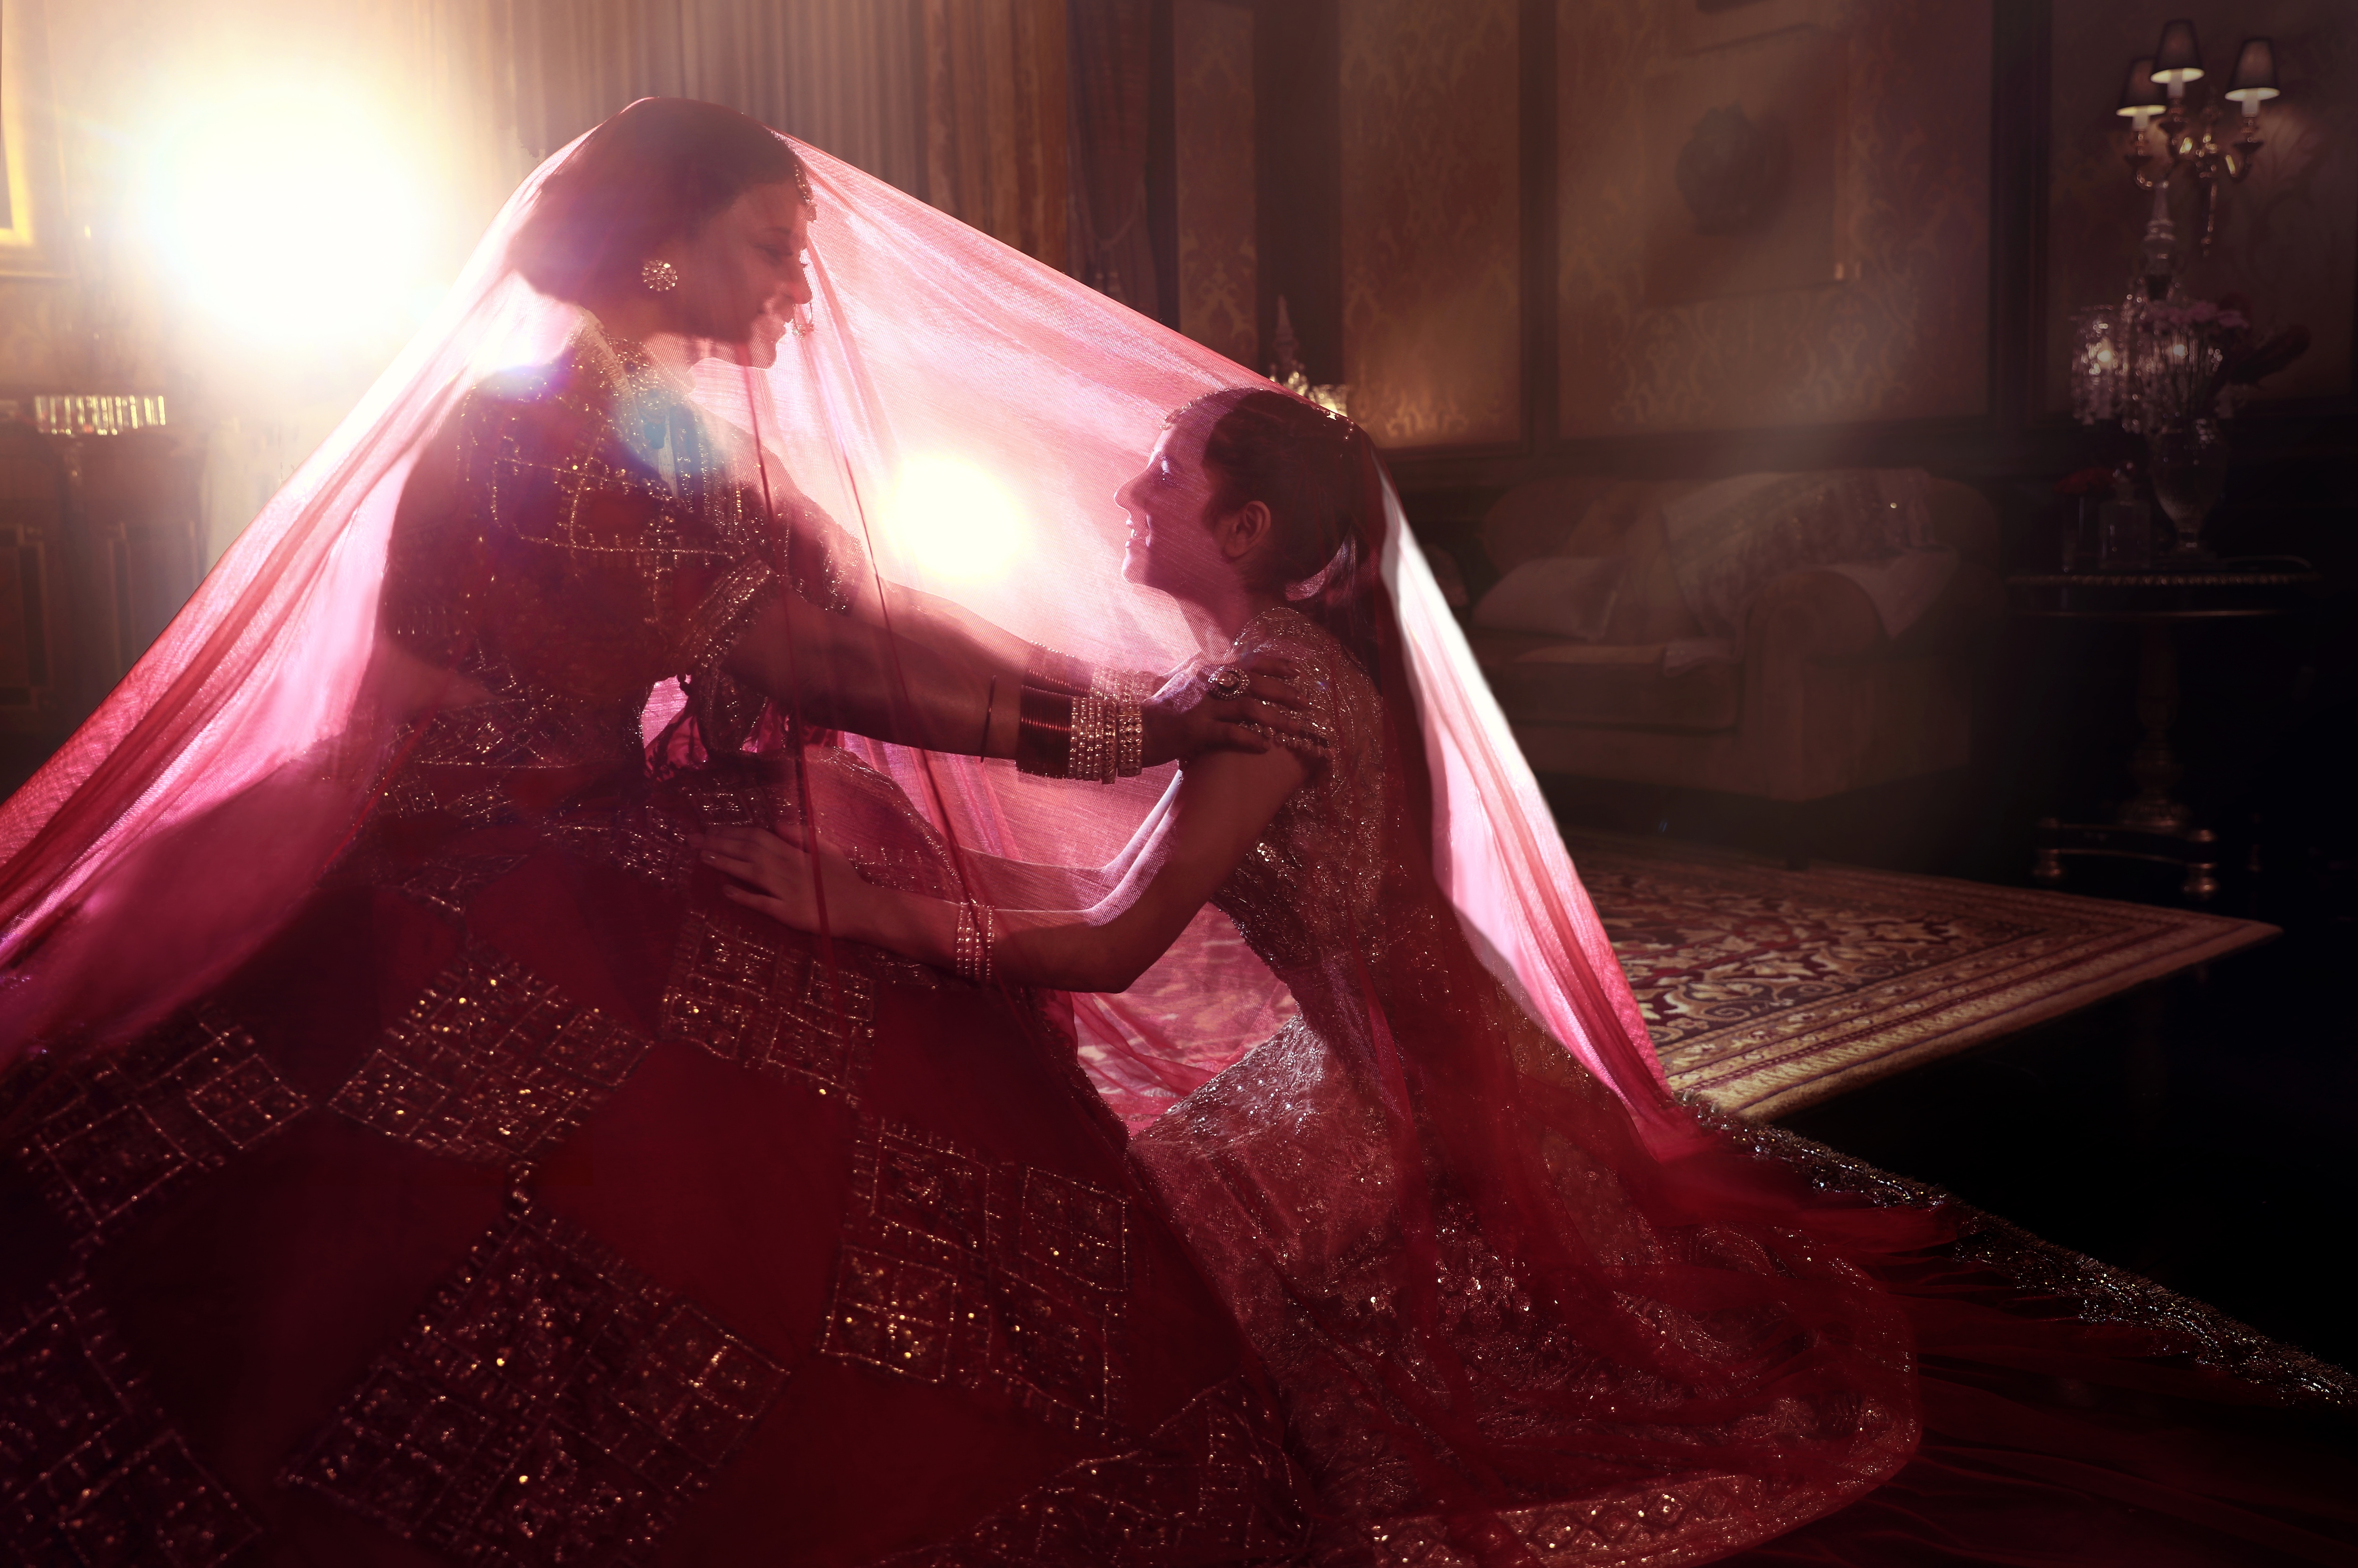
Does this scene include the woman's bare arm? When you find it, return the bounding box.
[723,588,1307,765]
[702,741,1309,991]
[725,588,1012,755]
[845,575,1053,691]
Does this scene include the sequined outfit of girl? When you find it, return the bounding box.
[1132,608,2358,1568]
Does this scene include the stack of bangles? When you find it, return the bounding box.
[1013,664,1153,783]
[953,900,995,986]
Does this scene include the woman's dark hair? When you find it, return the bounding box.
[509,98,809,305]
[1174,387,1385,671]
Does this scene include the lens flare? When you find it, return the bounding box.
[879,454,1029,581]
[145,84,432,345]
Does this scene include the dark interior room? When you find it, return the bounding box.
[0,2,2351,1564]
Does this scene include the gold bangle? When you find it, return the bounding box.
[953,899,995,984]
[1115,700,1143,778]
[1089,667,1155,703]
[1015,688,1074,777]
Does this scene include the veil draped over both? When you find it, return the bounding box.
[0,116,1905,1560]
[8,114,2351,1568]
[0,133,1673,1158]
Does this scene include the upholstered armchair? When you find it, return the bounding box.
[1463,473,2003,813]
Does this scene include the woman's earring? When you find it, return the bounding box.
[640,258,681,293]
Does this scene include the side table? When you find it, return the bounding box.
[2006,566,2321,901]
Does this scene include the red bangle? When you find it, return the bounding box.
[1015,687,1074,777]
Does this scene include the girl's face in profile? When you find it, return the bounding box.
[1115,419,1235,609]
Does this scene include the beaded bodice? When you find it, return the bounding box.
[1146,613,1923,1566]
[376,322,857,816]
[1209,610,1388,980]
[1209,608,1466,1038]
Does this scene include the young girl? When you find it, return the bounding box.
[711,388,2357,1568]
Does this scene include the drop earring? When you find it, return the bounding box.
[640,258,680,293]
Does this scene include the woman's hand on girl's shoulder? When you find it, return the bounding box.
[1141,652,1328,767]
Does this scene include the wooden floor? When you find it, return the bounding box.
[1547,767,2358,1379]
[1780,907,2357,1375]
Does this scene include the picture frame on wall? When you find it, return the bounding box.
[1641,25,1848,307]
[0,0,71,279]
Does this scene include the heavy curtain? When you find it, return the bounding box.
[922,0,1070,269]
[492,0,1077,272]
[497,0,931,199]
[1064,0,1158,314]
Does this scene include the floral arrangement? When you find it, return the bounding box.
[2071,291,2307,432]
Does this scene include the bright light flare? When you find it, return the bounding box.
[879,455,1029,581]
[145,85,433,346]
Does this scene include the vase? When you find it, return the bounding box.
[2145,418,2228,561]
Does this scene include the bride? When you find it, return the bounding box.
[0,100,1318,1565]
[712,387,2358,1566]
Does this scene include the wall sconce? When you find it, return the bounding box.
[2116,20,2281,258]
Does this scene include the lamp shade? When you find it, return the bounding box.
[2225,37,2280,102]
[2152,19,2204,83]
[2117,57,2166,115]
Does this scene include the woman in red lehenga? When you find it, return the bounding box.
[0,102,1319,1565]
[713,386,2358,1568]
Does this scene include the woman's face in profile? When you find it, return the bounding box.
[1116,419,1232,606]
[675,180,813,368]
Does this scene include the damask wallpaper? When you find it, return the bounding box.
[2045,0,2356,411]
[1338,0,1521,450]
[1556,0,1991,438]
[1173,0,1256,369]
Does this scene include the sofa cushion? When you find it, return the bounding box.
[1476,472,2004,651]
[1471,557,1628,640]
[1597,514,1705,644]
[1467,632,1743,733]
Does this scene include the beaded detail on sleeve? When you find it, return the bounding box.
[375,320,860,795]
[1206,610,1383,981]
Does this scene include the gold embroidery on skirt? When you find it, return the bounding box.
[0,1277,262,1566]
[280,1195,788,1564]
[384,851,532,921]
[863,1375,1312,1567]
[657,901,877,1102]
[8,1009,307,1252]
[821,1117,1129,1439]
[329,943,649,1164]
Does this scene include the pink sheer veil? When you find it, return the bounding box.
[0,122,1680,1159]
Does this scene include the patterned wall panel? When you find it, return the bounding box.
[1556,0,1990,438]
[1174,0,1257,369]
[2045,0,2356,410]
[1339,0,1521,450]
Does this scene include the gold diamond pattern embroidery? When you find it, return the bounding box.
[873,1376,1311,1567]
[0,1279,261,1567]
[9,1011,307,1249]
[823,1119,1129,1438]
[281,1197,787,1566]
[330,942,649,1164]
[659,903,876,1100]
[822,1249,961,1384]
[1019,1169,1129,1294]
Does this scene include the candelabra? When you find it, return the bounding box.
[2115,21,2282,258]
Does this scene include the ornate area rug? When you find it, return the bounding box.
[1567,832,2277,1120]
